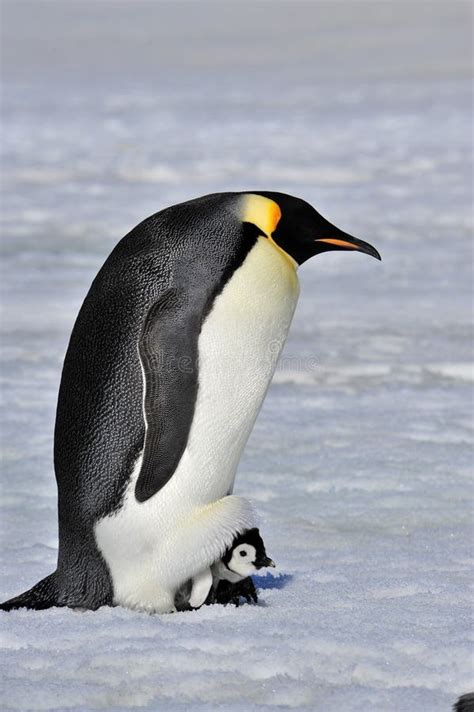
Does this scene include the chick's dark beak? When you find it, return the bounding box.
[314,232,381,261]
[255,556,276,569]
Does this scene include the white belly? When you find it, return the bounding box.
[174,235,299,502]
[95,236,299,611]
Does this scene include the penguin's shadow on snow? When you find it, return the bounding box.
[254,573,293,591]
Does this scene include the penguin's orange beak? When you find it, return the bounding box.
[314,234,381,260]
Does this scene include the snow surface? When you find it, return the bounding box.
[1,2,473,710]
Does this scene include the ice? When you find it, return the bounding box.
[1,1,473,710]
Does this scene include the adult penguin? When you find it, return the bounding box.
[1,191,380,613]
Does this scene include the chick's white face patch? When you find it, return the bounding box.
[228,544,258,577]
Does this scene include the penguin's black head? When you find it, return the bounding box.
[223,528,275,577]
[241,191,380,265]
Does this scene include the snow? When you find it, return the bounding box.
[1,1,473,710]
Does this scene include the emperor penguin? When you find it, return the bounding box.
[0,191,380,613]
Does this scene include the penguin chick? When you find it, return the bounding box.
[174,528,275,611]
[209,528,275,607]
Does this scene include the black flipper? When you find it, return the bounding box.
[0,573,59,611]
[135,289,200,502]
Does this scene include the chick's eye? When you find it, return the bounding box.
[239,551,247,557]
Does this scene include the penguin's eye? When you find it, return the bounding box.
[239,551,247,557]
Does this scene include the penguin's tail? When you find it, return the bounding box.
[0,572,59,611]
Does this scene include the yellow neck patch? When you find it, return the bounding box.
[240,193,281,239]
[240,194,297,270]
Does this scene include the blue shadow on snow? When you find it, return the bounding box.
[253,573,293,590]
